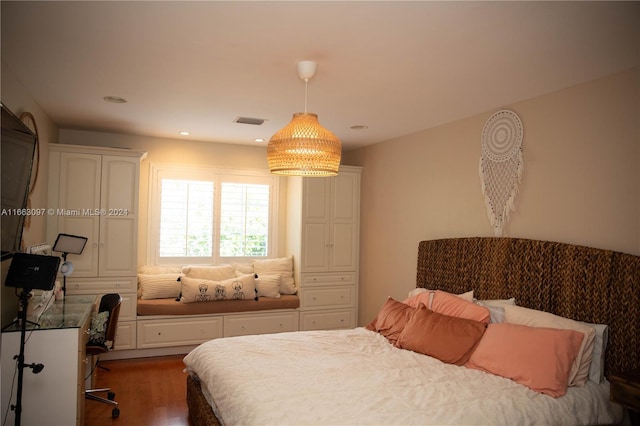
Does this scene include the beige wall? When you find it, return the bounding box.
[57,129,287,266]
[1,62,59,326]
[344,67,640,326]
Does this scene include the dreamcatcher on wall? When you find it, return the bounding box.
[479,109,524,237]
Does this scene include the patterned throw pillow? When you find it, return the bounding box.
[89,311,110,344]
[180,274,258,303]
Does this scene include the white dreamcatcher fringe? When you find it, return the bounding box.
[479,150,523,237]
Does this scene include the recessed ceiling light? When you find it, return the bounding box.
[103,96,127,104]
[350,125,368,130]
[179,131,190,136]
[254,138,264,143]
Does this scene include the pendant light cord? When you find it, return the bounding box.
[304,78,309,113]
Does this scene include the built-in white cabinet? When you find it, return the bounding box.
[287,166,362,330]
[136,310,299,349]
[47,144,147,350]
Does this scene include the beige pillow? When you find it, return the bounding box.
[232,263,254,277]
[504,305,596,387]
[180,274,257,303]
[138,273,181,300]
[255,274,281,298]
[138,265,182,275]
[181,265,235,281]
[253,256,296,294]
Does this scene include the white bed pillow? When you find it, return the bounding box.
[475,298,516,324]
[504,305,596,387]
[582,322,609,384]
[255,274,281,298]
[138,273,181,300]
[181,265,235,281]
[253,256,296,294]
[180,274,257,303]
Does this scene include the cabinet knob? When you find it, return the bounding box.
[93,243,98,248]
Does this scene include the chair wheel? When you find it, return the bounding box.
[112,407,120,418]
[107,392,116,400]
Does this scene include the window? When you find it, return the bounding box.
[149,165,278,265]
[220,183,270,257]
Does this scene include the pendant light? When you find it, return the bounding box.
[267,61,342,177]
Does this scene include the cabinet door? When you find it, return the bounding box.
[301,178,331,271]
[99,156,139,276]
[58,153,101,277]
[300,171,360,272]
[329,172,359,271]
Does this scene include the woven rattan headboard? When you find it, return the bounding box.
[416,237,639,377]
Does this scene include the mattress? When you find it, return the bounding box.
[183,327,624,425]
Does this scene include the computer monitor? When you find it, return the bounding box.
[5,253,60,291]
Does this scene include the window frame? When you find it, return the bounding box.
[147,163,279,266]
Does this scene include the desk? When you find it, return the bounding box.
[1,295,95,426]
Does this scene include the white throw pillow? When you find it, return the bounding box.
[253,256,296,294]
[255,274,281,298]
[138,273,181,300]
[181,265,235,281]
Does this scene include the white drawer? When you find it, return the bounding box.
[300,310,355,331]
[224,312,298,337]
[302,286,355,309]
[65,277,136,293]
[302,273,356,287]
[114,321,136,350]
[137,317,223,348]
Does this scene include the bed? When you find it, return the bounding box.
[183,237,640,425]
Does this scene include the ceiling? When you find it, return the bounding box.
[2,1,638,151]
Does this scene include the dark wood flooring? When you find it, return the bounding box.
[85,355,193,426]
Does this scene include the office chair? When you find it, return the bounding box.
[85,293,122,418]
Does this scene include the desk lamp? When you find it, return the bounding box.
[52,233,87,295]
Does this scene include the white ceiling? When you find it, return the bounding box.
[2,1,638,151]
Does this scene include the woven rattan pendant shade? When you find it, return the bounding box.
[267,112,341,176]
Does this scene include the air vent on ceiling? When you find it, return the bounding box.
[234,116,266,126]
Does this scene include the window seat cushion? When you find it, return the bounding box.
[137,294,300,316]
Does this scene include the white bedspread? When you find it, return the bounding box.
[183,328,623,425]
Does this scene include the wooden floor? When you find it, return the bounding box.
[85,355,193,426]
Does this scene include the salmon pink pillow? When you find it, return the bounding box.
[396,306,487,365]
[431,290,490,324]
[504,305,594,387]
[466,323,584,397]
[403,289,474,310]
[366,297,416,345]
